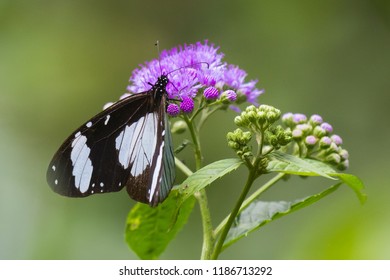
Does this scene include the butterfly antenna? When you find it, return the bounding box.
[166,62,210,76]
[155,40,163,75]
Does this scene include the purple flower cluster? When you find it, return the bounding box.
[282,113,349,170]
[126,40,263,115]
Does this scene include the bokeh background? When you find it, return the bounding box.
[1,0,389,259]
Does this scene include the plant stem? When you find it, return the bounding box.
[183,116,202,170]
[211,169,257,259]
[195,188,214,259]
[174,157,193,177]
[183,115,214,260]
[214,172,286,235]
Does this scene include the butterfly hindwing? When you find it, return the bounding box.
[125,96,175,206]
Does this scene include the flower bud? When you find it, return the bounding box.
[331,134,343,145]
[256,111,267,125]
[171,120,187,134]
[309,114,323,126]
[247,110,257,122]
[221,90,237,102]
[313,126,327,138]
[326,153,341,165]
[180,96,194,113]
[320,122,333,134]
[204,86,219,100]
[292,128,303,139]
[305,135,318,146]
[293,113,307,124]
[339,149,349,160]
[267,111,279,123]
[246,105,256,112]
[319,136,332,148]
[234,116,243,126]
[167,103,180,117]
[296,124,312,134]
[328,142,339,153]
[282,112,294,127]
[338,159,349,170]
[228,141,240,150]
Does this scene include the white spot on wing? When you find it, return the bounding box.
[75,131,81,138]
[100,182,104,187]
[86,121,92,128]
[104,115,110,125]
[52,165,56,171]
[71,134,93,193]
[55,179,58,185]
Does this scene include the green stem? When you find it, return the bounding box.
[174,157,193,177]
[195,188,214,259]
[214,172,286,235]
[211,169,257,260]
[183,115,214,260]
[183,115,202,170]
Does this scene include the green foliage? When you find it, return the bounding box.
[268,151,366,204]
[125,190,195,259]
[223,183,342,250]
[124,103,367,260]
[177,158,243,204]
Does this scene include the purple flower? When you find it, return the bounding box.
[126,40,262,114]
[204,86,220,99]
[180,96,194,113]
[167,104,180,117]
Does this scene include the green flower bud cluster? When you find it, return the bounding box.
[233,105,292,150]
[264,125,292,149]
[227,129,252,159]
[282,113,349,170]
[234,105,281,131]
[227,105,292,170]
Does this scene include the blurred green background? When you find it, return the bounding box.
[1,0,389,259]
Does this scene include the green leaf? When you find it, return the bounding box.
[268,151,367,204]
[328,173,367,204]
[223,183,342,250]
[268,151,336,179]
[125,190,195,259]
[178,158,243,203]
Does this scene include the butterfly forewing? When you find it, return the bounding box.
[47,75,175,206]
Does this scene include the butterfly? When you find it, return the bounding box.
[46,75,175,207]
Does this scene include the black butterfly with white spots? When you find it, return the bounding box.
[46,75,175,207]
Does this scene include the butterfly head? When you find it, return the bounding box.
[153,75,169,95]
